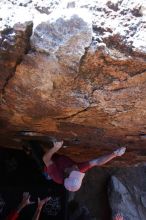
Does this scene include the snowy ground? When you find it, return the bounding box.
[0,0,146,53]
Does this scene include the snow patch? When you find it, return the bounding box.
[0,0,146,53]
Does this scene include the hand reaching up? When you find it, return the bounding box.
[32,197,51,220]
[53,141,63,151]
[37,197,51,211]
[21,192,35,207]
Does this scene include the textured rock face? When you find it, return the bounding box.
[31,9,92,70]
[108,166,146,220]
[0,22,33,91]
[0,0,146,166]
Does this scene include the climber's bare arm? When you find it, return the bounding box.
[89,147,126,167]
[43,141,63,167]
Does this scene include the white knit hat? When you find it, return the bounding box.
[64,170,85,192]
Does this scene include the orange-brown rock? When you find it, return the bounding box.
[0,0,146,166]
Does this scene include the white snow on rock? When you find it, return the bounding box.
[0,0,60,29]
[0,0,146,53]
[31,9,92,70]
[31,8,92,54]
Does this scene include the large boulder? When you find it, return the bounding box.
[0,0,146,165]
[108,166,146,220]
[31,9,92,70]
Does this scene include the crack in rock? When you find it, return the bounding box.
[55,106,90,120]
[0,21,33,101]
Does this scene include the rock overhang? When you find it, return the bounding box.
[0,0,146,166]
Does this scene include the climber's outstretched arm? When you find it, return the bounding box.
[89,147,126,167]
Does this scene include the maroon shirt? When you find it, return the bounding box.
[43,154,91,184]
[44,154,75,184]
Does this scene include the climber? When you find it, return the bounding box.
[42,141,126,191]
[21,132,126,192]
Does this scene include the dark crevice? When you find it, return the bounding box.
[0,70,15,104]
[107,86,126,92]
[129,68,146,77]
[55,106,90,120]
[79,45,91,71]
